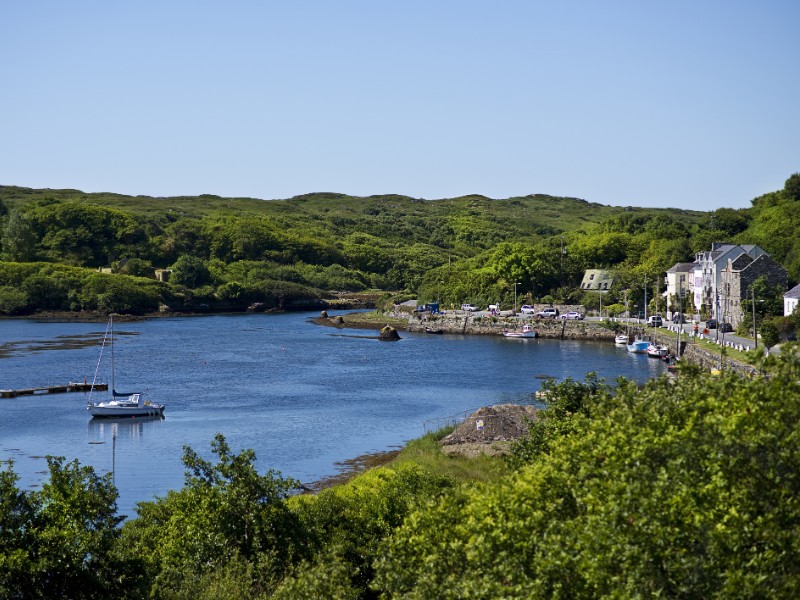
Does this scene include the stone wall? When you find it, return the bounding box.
[652,330,759,376]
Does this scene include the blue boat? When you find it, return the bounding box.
[627,339,650,353]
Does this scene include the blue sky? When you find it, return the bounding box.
[1,1,797,210]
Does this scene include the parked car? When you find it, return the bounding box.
[673,313,688,324]
[536,307,559,318]
[719,322,734,333]
[561,311,584,320]
[647,315,663,327]
[520,305,535,314]
[705,319,717,329]
[461,303,477,312]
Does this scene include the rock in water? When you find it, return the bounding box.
[379,325,401,341]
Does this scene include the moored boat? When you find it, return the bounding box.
[646,343,668,358]
[627,339,650,353]
[502,324,537,338]
[86,315,165,419]
[615,334,629,345]
[88,393,165,418]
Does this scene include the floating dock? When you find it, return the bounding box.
[0,382,108,398]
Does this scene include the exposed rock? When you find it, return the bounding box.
[320,310,328,318]
[441,403,539,446]
[379,325,401,341]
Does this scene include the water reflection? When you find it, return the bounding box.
[87,416,165,441]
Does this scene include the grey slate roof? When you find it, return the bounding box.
[785,284,800,300]
[667,262,696,273]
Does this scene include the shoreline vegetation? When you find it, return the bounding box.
[5,344,799,597]
[3,180,800,595]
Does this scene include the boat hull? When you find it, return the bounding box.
[502,325,537,338]
[647,344,668,358]
[87,404,165,418]
[627,340,650,353]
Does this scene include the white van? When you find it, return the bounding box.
[461,303,477,312]
[647,315,663,327]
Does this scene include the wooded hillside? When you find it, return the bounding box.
[0,175,798,316]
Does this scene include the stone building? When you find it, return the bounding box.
[692,243,768,319]
[719,253,787,327]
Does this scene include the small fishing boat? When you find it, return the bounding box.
[424,327,444,334]
[626,339,650,354]
[646,343,668,358]
[502,324,537,338]
[615,334,629,345]
[86,315,165,418]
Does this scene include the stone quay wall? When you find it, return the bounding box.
[400,312,616,341]
[394,311,758,375]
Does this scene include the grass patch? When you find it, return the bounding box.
[390,427,510,484]
[656,328,758,365]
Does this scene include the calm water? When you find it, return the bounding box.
[0,312,665,517]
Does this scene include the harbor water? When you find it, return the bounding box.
[0,311,665,517]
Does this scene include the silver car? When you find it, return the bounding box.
[561,311,584,320]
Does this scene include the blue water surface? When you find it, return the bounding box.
[0,311,664,517]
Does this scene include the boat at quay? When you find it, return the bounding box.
[0,311,665,518]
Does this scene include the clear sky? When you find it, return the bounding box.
[1,1,798,211]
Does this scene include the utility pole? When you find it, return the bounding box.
[643,276,648,323]
[676,280,682,357]
[752,287,758,349]
[514,282,521,314]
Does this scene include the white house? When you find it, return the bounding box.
[664,262,695,316]
[785,284,800,316]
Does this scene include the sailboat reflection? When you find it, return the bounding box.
[88,415,164,440]
[87,416,165,484]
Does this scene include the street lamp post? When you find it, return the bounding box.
[514,282,521,314]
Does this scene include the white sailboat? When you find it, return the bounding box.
[86,315,165,418]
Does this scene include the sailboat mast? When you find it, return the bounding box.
[110,315,115,394]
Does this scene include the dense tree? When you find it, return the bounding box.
[374,350,800,598]
[170,254,213,288]
[2,211,37,262]
[785,172,800,202]
[120,434,303,599]
[0,458,144,600]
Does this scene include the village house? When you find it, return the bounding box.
[719,253,787,328]
[580,269,614,292]
[785,284,800,317]
[691,243,769,319]
[663,262,695,317]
